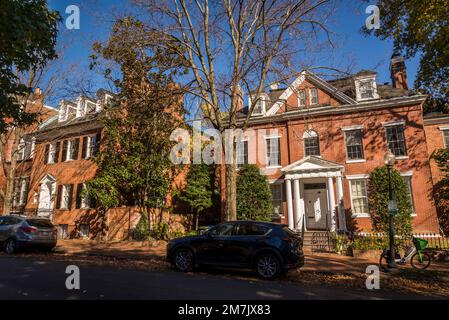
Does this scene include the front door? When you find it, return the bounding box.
[304,184,328,230]
[38,178,56,219]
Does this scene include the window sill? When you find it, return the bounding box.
[351,213,370,218]
[266,166,282,169]
[346,159,366,164]
[395,156,409,160]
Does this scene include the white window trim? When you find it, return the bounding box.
[61,185,70,209]
[30,138,36,159]
[343,128,365,162]
[309,88,318,105]
[400,172,416,217]
[80,183,90,209]
[269,182,284,218]
[382,120,406,127]
[395,156,409,160]
[346,159,366,164]
[440,128,449,148]
[18,177,29,206]
[297,90,306,107]
[347,178,370,218]
[342,125,364,131]
[354,76,380,101]
[249,95,267,116]
[48,143,55,164]
[265,136,281,168]
[346,174,370,180]
[17,139,25,161]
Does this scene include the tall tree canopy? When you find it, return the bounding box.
[366,0,449,113]
[87,17,186,235]
[0,0,60,133]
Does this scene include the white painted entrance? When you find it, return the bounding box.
[304,184,328,230]
[38,174,56,219]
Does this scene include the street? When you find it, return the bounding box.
[0,256,438,300]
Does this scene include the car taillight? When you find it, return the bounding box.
[282,237,294,244]
[21,226,37,233]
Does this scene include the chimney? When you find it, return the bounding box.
[390,51,408,90]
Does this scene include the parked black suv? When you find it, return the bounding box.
[166,221,304,279]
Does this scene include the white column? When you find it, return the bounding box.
[293,179,301,230]
[327,177,336,231]
[285,179,294,229]
[336,175,346,231]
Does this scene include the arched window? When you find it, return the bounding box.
[303,130,320,156]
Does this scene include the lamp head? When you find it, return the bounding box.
[384,149,396,167]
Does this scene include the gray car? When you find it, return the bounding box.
[0,215,57,254]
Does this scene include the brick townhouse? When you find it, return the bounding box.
[0,89,57,214]
[232,52,441,233]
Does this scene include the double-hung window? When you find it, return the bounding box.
[266,137,281,167]
[345,129,364,161]
[385,124,407,157]
[236,140,248,168]
[270,184,283,217]
[304,131,320,156]
[349,179,369,216]
[309,88,318,105]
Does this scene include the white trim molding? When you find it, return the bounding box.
[346,174,369,180]
[342,125,364,131]
[382,120,406,127]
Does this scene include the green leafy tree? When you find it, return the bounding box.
[86,17,186,239]
[0,0,60,133]
[236,165,273,222]
[368,166,413,238]
[431,149,449,235]
[179,164,214,230]
[365,0,449,112]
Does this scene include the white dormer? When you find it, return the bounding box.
[354,74,380,101]
[249,93,269,116]
[58,100,77,122]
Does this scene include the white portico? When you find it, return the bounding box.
[281,156,347,232]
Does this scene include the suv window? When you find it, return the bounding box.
[209,223,234,236]
[27,219,54,228]
[235,223,270,236]
[3,217,22,225]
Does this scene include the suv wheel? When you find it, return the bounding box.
[174,248,194,272]
[4,238,17,254]
[255,253,280,280]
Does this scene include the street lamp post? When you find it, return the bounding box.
[384,150,397,269]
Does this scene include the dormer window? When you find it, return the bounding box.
[298,90,306,107]
[355,75,379,101]
[85,101,96,114]
[359,81,374,99]
[250,94,267,116]
[309,88,318,105]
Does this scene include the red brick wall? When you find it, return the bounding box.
[228,102,440,233]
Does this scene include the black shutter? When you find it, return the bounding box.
[75,183,83,209]
[54,141,60,163]
[81,137,88,159]
[56,185,62,209]
[93,132,101,156]
[44,144,50,164]
[61,140,68,162]
[67,184,74,209]
[73,138,80,160]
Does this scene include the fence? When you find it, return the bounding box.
[352,232,449,250]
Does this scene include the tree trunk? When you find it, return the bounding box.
[2,130,21,214]
[195,211,199,231]
[225,163,237,221]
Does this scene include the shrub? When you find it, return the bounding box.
[368,166,413,237]
[236,165,273,221]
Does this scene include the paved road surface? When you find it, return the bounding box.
[0,256,435,300]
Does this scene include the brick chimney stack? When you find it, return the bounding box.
[390,51,409,90]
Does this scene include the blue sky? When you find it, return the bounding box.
[45,0,420,106]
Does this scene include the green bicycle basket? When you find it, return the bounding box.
[414,237,428,250]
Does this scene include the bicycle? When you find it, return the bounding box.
[379,237,432,271]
